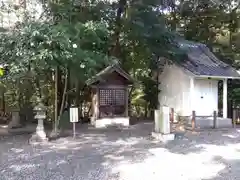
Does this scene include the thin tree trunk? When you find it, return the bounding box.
[59,69,68,118]
[144,103,148,117]
[75,79,80,106]
[2,91,5,112]
[67,67,71,108]
[54,66,59,132]
[110,0,126,58]
[128,86,134,117]
[57,69,63,115]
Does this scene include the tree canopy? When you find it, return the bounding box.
[0,0,240,127]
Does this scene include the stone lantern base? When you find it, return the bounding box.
[29,133,48,144]
[29,119,48,144]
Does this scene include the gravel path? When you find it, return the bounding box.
[0,122,240,180]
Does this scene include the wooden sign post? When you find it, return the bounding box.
[70,107,79,138]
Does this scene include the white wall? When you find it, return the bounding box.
[158,64,219,117]
[158,63,192,116]
[194,79,218,116]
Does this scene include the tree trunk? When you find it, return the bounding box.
[75,79,80,106]
[57,69,63,115]
[59,69,68,118]
[54,66,59,132]
[144,103,148,118]
[110,0,126,58]
[67,67,71,108]
[128,86,134,117]
[1,91,5,112]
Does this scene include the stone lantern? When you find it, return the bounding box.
[29,99,48,143]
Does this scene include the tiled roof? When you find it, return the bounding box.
[177,40,240,78]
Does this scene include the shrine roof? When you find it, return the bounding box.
[86,64,134,86]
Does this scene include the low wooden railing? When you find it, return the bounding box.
[169,107,240,130]
[191,110,217,130]
[169,109,217,131]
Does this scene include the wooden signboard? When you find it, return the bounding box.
[70,107,79,123]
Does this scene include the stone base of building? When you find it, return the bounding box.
[92,117,130,128]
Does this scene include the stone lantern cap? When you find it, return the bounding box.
[34,100,46,119]
[34,102,46,112]
[34,98,46,112]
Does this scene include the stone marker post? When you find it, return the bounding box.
[154,109,161,133]
[8,108,20,129]
[152,106,175,142]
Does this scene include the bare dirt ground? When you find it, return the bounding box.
[0,122,240,180]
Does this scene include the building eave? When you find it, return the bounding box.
[193,74,240,80]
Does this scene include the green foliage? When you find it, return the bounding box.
[125,0,184,60]
[0,20,111,80]
[3,0,240,121]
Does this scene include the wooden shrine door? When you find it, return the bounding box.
[99,88,126,118]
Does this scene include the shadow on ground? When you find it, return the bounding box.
[0,122,240,179]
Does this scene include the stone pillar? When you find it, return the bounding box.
[160,106,171,134]
[8,109,21,129]
[152,106,175,142]
[154,109,161,133]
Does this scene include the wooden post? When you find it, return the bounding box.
[213,110,217,129]
[125,88,128,117]
[191,110,196,130]
[96,87,99,119]
[233,109,237,128]
[91,91,97,125]
[1,91,5,112]
[170,108,174,123]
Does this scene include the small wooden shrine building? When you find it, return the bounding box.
[87,64,133,128]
